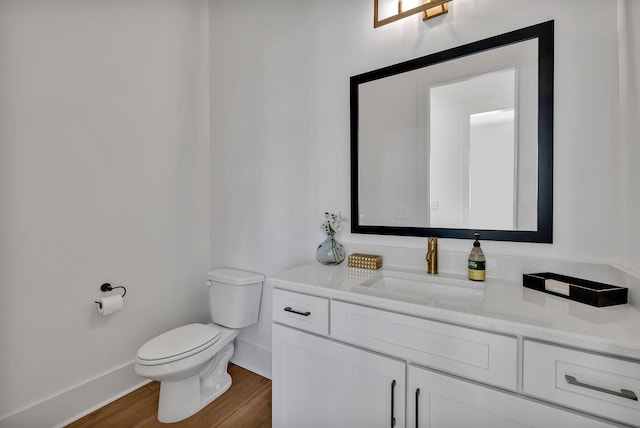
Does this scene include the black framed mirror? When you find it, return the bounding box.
[350,21,553,242]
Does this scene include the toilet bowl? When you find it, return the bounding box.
[134,269,263,423]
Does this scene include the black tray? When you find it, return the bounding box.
[522,272,628,307]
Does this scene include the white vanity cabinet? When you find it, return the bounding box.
[272,280,636,428]
[273,324,405,428]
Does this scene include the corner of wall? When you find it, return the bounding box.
[230,338,272,380]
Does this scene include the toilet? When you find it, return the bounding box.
[134,268,264,423]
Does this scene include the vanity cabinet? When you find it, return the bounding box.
[272,286,633,428]
[272,324,405,428]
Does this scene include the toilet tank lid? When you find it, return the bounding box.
[207,268,264,285]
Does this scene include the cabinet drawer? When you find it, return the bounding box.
[331,301,517,390]
[272,288,329,336]
[409,365,617,428]
[523,340,640,427]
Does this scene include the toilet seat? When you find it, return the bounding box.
[136,323,221,366]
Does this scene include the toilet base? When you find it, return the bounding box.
[157,341,235,423]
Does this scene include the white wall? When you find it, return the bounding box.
[619,0,640,274]
[209,0,320,366]
[209,0,634,374]
[0,0,210,423]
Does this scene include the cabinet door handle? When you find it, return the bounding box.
[390,379,396,427]
[565,375,638,401]
[415,388,420,428]
[283,306,311,317]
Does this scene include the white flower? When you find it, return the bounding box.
[321,211,345,235]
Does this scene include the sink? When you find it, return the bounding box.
[356,270,485,306]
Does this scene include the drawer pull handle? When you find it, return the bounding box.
[565,375,638,401]
[391,379,396,427]
[415,388,420,428]
[284,307,311,317]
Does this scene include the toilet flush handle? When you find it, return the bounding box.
[205,279,212,286]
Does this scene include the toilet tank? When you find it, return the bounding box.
[206,268,264,328]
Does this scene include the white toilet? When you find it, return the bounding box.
[134,268,264,423]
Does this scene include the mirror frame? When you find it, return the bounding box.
[350,21,554,242]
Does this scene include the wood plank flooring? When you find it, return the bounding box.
[66,364,271,428]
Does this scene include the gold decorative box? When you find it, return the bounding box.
[348,253,383,270]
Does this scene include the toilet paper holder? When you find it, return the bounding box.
[94,283,127,309]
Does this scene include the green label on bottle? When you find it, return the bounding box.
[468,260,485,281]
[468,260,485,270]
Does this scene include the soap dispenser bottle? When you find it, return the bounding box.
[468,233,485,281]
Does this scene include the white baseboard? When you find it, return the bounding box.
[230,338,272,380]
[0,362,148,428]
[0,339,272,428]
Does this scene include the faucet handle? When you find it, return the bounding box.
[428,237,438,249]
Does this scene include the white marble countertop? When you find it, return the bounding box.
[268,262,640,360]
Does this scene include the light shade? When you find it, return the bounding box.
[374,0,452,28]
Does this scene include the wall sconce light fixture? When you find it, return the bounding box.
[374,0,452,28]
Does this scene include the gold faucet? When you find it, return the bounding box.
[426,237,438,274]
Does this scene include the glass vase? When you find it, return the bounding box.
[316,233,346,265]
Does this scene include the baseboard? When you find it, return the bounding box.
[0,362,148,428]
[230,338,272,380]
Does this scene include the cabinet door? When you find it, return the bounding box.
[273,324,406,428]
[408,365,618,428]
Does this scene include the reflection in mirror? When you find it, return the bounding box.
[429,68,526,231]
[467,107,516,229]
[351,21,553,242]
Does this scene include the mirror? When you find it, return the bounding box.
[351,21,553,242]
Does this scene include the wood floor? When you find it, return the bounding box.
[66,364,272,428]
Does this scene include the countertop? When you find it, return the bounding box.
[268,262,640,360]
